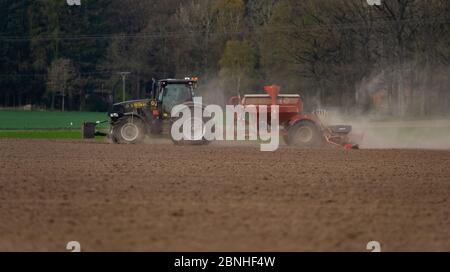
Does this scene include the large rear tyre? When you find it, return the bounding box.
[112,117,146,144]
[170,105,210,146]
[287,120,322,147]
[170,116,210,145]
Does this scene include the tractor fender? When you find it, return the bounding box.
[114,113,150,133]
[118,112,146,122]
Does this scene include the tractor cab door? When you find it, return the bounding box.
[159,83,193,115]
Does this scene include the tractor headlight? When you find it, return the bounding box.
[110,113,119,118]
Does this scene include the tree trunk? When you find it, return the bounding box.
[136,74,141,99]
[51,92,55,111]
[62,88,65,112]
[236,76,241,97]
[79,89,85,111]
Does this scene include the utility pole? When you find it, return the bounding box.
[62,85,65,112]
[62,73,66,112]
[117,72,131,102]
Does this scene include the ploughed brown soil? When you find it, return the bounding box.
[1,138,450,252]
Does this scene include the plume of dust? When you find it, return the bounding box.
[324,110,450,150]
[323,63,450,150]
[195,75,228,106]
[348,65,450,149]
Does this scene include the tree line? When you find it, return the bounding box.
[1,0,449,116]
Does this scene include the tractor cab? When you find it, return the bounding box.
[150,78,198,118]
[108,77,198,122]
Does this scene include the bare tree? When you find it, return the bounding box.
[175,0,216,74]
[47,58,76,111]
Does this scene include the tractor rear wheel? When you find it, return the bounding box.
[170,116,209,145]
[112,117,146,144]
[287,120,322,147]
[170,105,211,145]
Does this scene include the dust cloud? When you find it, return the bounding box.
[324,110,450,150]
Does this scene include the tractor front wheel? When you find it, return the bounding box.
[112,117,146,144]
[287,120,322,147]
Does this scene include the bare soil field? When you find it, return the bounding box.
[0,138,449,251]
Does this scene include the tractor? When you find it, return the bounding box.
[83,79,360,149]
[229,85,361,149]
[103,77,208,144]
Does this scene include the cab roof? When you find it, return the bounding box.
[158,78,197,84]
